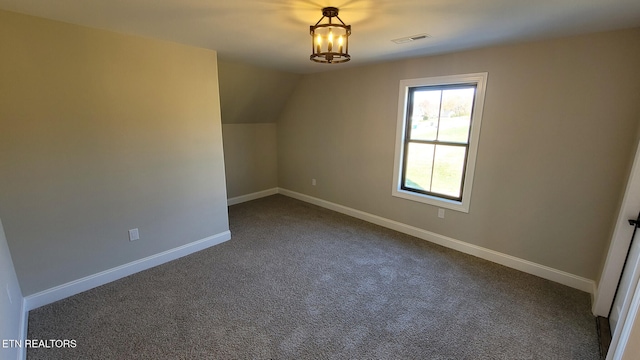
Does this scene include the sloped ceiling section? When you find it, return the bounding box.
[218,60,301,124]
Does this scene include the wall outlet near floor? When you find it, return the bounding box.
[128,228,140,241]
[438,208,445,219]
[312,178,317,186]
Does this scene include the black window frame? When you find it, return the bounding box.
[400,83,478,202]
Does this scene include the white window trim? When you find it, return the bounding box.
[392,72,488,213]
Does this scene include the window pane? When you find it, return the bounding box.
[437,88,475,143]
[409,90,441,141]
[431,145,467,198]
[404,142,434,191]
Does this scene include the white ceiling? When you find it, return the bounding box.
[1,0,640,74]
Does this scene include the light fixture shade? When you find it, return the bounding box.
[310,7,351,64]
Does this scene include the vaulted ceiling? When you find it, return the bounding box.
[1,0,640,73]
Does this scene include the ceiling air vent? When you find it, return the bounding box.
[392,34,431,44]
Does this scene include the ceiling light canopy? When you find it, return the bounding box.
[310,7,351,64]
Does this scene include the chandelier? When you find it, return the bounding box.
[310,7,351,64]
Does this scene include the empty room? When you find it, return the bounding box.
[2,1,640,359]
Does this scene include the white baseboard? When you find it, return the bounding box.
[227,188,278,206]
[278,188,595,294]
[23,231,231,311]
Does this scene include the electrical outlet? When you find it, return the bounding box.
[312,178,317,186]
[128,228,140,241]
[438,208,445,219]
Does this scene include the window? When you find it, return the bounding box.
[392,73,487,213]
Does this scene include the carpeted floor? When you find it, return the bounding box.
[27,194,600,359]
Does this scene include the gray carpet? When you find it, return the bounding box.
[27,194,599,359]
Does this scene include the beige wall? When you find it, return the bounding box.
[217,60,298,200]
[218,59,300,124]
[0,11,229,296]
[222,124,278,198]
[278,28,640,280]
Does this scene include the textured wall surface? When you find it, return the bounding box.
[0,10,229,295]
[218,60,300,124]
[277,28,640,280]
[223,123,278,198]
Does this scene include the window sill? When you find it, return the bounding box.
[392,188,470,213]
